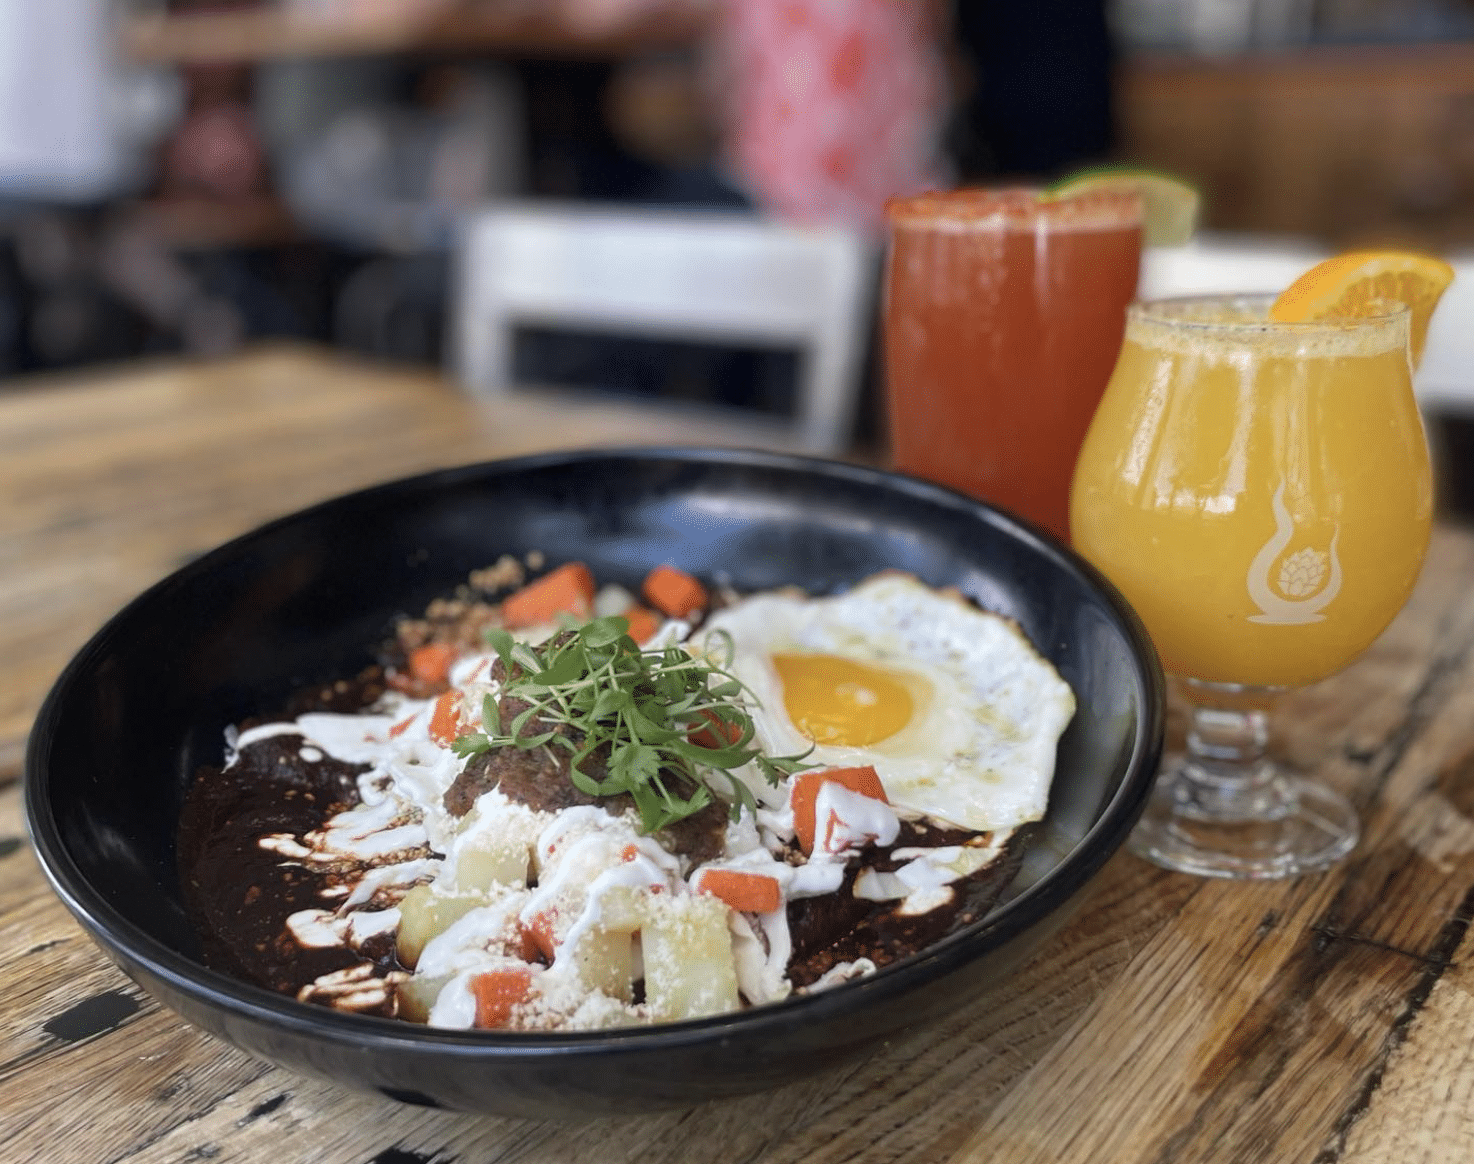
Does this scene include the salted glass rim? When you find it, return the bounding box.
[1129,292,1412,335]
[884,185,1143,231]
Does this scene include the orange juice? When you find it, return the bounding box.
[1070,295,1432,688]
[883,188,1142,541]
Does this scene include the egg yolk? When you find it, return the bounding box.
[771,653,918,747]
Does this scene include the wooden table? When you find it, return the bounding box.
[4,346,1474,1162]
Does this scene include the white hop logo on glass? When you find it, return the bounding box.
[1247,484,1343,625]
[1278,547,1329,598]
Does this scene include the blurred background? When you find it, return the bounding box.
[2,0,1473,491]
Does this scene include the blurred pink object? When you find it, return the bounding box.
[711,0,948,232]
[161,101,267,201]
[283,0,460,20]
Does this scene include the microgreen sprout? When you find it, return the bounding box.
[450,615,812,832]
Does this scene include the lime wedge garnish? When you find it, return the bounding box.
[1045,167,1201,247]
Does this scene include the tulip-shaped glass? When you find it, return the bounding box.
[1070,294,1432,878]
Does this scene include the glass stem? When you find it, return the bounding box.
[1175,689,1293,824]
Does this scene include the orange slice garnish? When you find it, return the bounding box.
[1269,250,1455,366]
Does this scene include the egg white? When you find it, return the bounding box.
[694,573,1075,833]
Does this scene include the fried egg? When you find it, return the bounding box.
[694,573,1075,833]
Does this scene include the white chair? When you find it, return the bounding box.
[1138,232,1331,302]
[451,202,874,455]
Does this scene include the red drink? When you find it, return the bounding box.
[882,188,1142,541]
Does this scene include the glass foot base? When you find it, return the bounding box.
[1128,772,1359,880]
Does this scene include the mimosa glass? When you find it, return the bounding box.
[882,188,1142,542]
[1070,294,1432,878]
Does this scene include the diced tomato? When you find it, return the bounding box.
[428,690,462,746]
[697,868,783,914]
[471,968,533,1029]
[790,765,888,853]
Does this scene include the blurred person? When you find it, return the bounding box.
[260,58,525,255]
[157,58,270,204]
[551,0,949,445]
[707,0,950,233]
[948,0,1115,181]
[558,0,949,232]
[253,56,525,361]
[0,0,224,369]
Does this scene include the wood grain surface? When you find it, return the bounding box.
[3,346,1473,1163]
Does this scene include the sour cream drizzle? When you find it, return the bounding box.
[235,616,1021,1029]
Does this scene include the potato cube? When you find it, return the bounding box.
[641,894,740,1021]
[395,973,451,1023]
[571,926,635,1002]
[451,836,534,892]
[396,884,481,969]
[595,884,651,934]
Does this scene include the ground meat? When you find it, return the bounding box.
[493,691,540,735]
[389,555,533,692]
[445,662,731,864]
[654,798,728,867]
[443,674,602,817]
[468,554,527,592]
[444,743,600,817]
[443,724,729,867]
[387,600,503,699]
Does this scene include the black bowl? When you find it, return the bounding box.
[25,447,1164,1119]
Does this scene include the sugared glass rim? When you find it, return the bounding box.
[1129,292,1411,334]
[884,185,1143,231]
